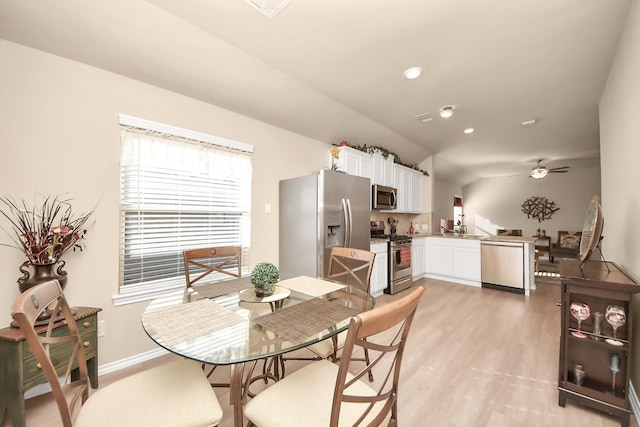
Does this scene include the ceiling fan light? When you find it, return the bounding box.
[530,167,548,179]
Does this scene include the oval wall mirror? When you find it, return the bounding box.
[579,195,604,266]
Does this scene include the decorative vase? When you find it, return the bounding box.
[592,311,603,341]
[254,282,276,297]
[17,261,68,293]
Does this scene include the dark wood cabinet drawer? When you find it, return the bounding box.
[0,306,101,427]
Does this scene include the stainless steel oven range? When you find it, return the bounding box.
[371,221,413,294]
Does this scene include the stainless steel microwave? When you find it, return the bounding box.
[372,184,397,210]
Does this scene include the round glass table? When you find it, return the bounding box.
[141,276,374,427]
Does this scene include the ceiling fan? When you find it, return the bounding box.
[529,160,569,179]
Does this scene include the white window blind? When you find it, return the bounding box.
[114,115,252,305]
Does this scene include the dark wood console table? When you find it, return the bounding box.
[558,260,639,427]
[0,306,101,427]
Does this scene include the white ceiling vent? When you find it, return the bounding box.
[414,113,433,123]
[244,0,292,19]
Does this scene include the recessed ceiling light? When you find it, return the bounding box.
[521,119,537,126]
[403,67,423,79]
[463,128,475,134]
[439,105,455,118]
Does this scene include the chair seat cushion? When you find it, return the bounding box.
[244,359,389,427]
[75,359,223,427]
[307,331,347,358]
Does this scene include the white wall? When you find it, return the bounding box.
[434,178,462,232]
[0,40,329,364]
[599,0,640,388]
[463,167,601,240]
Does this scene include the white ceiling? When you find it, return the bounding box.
[0,0,630,185]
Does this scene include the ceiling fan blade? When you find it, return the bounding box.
[549,170,568,173]
[549,166,569,171]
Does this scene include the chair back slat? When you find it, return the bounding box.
[330,285,424,426]
[11,279,90,427]
[326,247,376,293]
[183,246,242,287]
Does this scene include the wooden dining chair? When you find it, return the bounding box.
[183,245,243,387]
[245,285,425,427]
[287,247,376,370]
[11,279,223,427]
[183,245,242,287]
[326,246,376,293]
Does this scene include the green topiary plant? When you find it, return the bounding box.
[250,262,279,296]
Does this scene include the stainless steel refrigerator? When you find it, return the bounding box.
[279,169,371,282]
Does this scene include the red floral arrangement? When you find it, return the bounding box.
[0,194,93,265]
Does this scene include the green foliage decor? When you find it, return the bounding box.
[250,262,279,284]
[343,143,429,176]
[251,262,279,296]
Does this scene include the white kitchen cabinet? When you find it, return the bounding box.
[334,146,373,181]
[370,241,388,297]
[333,147,422,213]
[425,237,481,286]
[453,245,481,281]
[409,170,423,213]
[391,164,423,213]
[372,152,394,186]
[393,166,408,212]
[412,236,426,279]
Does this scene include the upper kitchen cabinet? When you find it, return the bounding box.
[332,146,423,213]
[333,146,373,181]
[333,146,395,187]
[392,164,423,214]
[372,152,394,187]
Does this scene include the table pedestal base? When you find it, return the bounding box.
[229,355,286,427]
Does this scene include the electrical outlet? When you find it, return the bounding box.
[265,203,272,214]
[97,320,106,337]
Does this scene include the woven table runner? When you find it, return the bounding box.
[254,298,359,344]
[143,298,245,346]
[193,277,252,298]
[278,276,345,297]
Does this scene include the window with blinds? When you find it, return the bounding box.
[115,115,253,305]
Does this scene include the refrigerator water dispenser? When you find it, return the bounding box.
[325,209,343,248]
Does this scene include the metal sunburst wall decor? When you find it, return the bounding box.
[521,196,559,222]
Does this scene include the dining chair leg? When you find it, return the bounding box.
[203,363,231,388]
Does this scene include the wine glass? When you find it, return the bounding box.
[605,305,626,346]
[570,302,591,339]
[609,353,621,396]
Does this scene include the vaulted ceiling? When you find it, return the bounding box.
[0,0,630,185]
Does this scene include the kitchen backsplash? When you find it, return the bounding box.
[370,211,433,236]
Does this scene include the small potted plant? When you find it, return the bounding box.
[250,262,279,296]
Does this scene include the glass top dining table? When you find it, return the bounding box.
[141,275,375,427]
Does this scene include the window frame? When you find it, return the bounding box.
[113,115,253,306]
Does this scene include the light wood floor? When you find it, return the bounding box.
[4,277,638,426]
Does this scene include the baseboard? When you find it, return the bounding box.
[630,381,640,420]
[97,347,168,376]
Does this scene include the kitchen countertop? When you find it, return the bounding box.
[370,238,388,244]
[410,233,536,244]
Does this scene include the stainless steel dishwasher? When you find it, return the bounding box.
[481,241,525,292]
